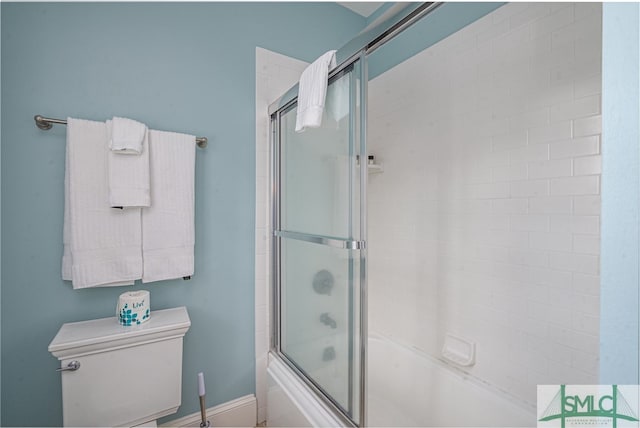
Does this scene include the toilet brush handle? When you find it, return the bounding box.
[197,372,210,427]
[199,395,209,427]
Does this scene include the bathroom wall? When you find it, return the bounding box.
[364,3,396,27]
[600,2,640,384]
[0,3,365,426]
[368,2,602,405]
[368,2,504,79]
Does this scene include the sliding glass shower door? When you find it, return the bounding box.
[271,60,365,425]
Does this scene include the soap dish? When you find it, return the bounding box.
[442,333,475,366]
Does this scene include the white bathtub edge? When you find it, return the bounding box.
[267,353,346,427]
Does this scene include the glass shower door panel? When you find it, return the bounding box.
[280,72,354,240]
[280,238,358,413]
[275,63,362,424]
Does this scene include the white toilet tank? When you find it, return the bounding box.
[48,306,191,427]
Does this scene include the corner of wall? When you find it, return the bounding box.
[0,90,2,428]
[600,1,640,385]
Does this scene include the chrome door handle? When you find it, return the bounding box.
[56,360,80,372]
[274,230,366,250]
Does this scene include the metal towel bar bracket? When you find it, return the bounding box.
[34,115,208,148]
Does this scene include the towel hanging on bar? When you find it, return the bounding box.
[34,115,208,148]
[62,117,197,286]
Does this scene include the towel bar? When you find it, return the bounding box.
[34,115,208,148]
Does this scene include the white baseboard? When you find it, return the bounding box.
[160,394,256,427]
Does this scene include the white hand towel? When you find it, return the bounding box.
[107,119,151,208]
[63,118,142,289]
[142,129,195,283]
[110,116,146,154]
[295,50,337,133]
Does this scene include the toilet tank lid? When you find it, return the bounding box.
[48,306,191,358]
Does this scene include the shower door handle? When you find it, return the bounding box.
[274,230,366,250]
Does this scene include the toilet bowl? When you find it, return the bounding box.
[49,306,191,427]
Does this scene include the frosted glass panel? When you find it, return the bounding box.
[280,72,353,239]
[275,63,362,425]
[280,238,358,414]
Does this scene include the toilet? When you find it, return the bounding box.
[48,306,191,427]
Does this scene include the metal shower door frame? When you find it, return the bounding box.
[269,55,366,427]
[268,3,445,426]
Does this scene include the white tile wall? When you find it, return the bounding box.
[255,47,308,424]
[367,2,601,405]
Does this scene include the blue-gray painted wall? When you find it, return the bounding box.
[0,3,365,425]
[365,2,395,27]
[600,2,640,384]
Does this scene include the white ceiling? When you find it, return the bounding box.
[337,2,383,18]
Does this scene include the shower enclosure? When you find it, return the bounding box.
[270,56,366,425]
[268,2,603,426]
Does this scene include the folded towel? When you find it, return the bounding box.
[63,118,142,289]
[110,116,146,154]
[295,50,337,133]
[107,119,151,208]
[142,129,195,283]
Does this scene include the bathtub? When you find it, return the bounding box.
[367,334,536,427]
[267,335,536,427]
[267,353,346,427]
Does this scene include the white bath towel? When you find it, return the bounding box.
[107,119,151,208]
[110,116,146,154]
[62,118,142,289]
[295,50,337,133]
[142,129,195,283]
